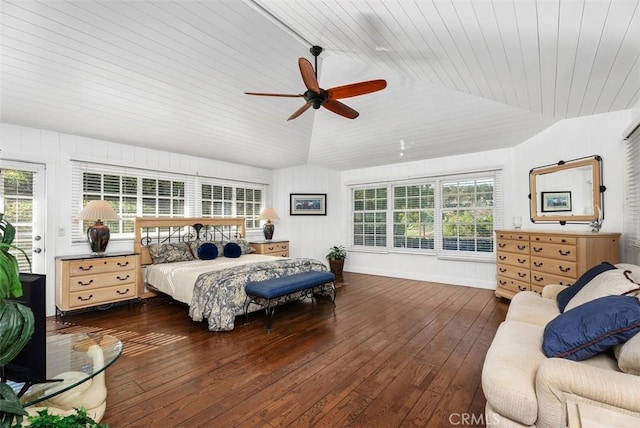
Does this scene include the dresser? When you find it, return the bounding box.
[494,230,620,299]
[56,252,140,320]
[250,240,289,257]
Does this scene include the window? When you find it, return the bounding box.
[71,161,267,243]
[351,170,501,256]
[0,167,35,271]
[352,187,387,247]
[201,183,263,228]
[624,122,640,254]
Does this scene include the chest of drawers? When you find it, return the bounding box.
[56,253,140,319]
[250,240,289,257]
[495,230,620,299]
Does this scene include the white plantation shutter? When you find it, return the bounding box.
[624,121,640,253]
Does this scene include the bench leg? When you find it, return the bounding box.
[265,299,275,333]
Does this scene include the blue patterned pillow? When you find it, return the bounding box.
[149,243,194,264]
[543,295,640,361]
[197,242,218,260]
[223,242,242,258]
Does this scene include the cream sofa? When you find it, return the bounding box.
[482,264,640,427]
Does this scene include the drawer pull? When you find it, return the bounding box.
[534,275,544,282]
[559,250,571,256]
[78,294,93,302]
[559,266,571,273]
[268,246,275,251]
[561,239,567,243]
[518,258,526,264]
[518,285,527,291]
[498,243,506,248]
[116,275,130,281]
[532,247,542,252]
[117,261,130,267]
[77,279,94,286]
[499,267,507,273]
[533,261,543,267]
[498,255,506,260]
[116,288,130,295]
[78,265,93,271]
[518,272,527,278]
[534,289,542,295]
[517,245,526,250]
[499,280,507,285]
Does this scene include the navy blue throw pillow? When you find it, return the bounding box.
[197,242,218,260]
[556,262,617,312]
[542,295,640,361]
[223,242,242,258]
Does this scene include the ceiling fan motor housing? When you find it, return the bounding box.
[304,89,328,109]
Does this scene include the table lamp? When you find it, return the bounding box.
[75,200,120,254]
[259,207,280,241]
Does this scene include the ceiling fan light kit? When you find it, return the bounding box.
[245,45,386,120]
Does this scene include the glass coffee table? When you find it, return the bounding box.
[10,332,122,421]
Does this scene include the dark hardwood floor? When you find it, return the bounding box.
[49,273,509,427]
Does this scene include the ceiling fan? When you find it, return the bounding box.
[245,46,387,120]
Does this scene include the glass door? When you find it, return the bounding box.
[0,160,46,274]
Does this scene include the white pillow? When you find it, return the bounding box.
[564,269,639,312]
[614,331,640,375]
[616,263,640,284]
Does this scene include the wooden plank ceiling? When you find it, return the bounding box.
[1,0,638,170]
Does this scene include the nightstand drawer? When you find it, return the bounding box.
[251,241,290,257]
[69,255,136,276]
[68,285,137,308]
[69,270,136,292]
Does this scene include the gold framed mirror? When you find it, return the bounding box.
[529,155,604,224]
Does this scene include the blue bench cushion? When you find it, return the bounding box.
[245,271,335,299]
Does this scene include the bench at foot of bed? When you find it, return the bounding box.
[244,270,336,332]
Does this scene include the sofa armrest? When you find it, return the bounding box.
[535,357,640,428]
[541,283,568,299]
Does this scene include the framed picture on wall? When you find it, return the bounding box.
[290,193,327,215]
[541,191,572,212]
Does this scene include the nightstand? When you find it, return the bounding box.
[55,252,140,321]
[250,240,289,257]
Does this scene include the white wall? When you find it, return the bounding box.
[1,123,272,316]
[338,109,634,288]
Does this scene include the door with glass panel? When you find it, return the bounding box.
[0,161,46,274]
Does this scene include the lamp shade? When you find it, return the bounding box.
[75,200,120,221]
[258,207,280,222]
[76,200,120,254]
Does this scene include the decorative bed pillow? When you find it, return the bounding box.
[197,242,218,260]
[223,242,242,258]
[556,262,617,312]
[232,239,255,254]
[149,242,194,264]
[189,240,224,259]
[542,295,640,361]
[616,263,640,284]
[614,331,640,375]
[563,269,638,312]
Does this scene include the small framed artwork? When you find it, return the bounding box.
[541,191,572,212]
[290,193,327,216]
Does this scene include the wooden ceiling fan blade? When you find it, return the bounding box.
[287,103,312,121]
[327,79,387,100]
[323,100,359,119]
[244,92,303,98]
[298,58,320,93]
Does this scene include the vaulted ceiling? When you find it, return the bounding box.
[1,0,638,170]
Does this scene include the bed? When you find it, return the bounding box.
[134,217,332,331]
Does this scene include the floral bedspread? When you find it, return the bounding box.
[188,257,331,331]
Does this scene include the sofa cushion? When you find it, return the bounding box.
[482,321,546,426]
[564,269,638,312]
[542,295,640,361]
[614,332,640,375]
[506,291,560,327]
[556,262,617,312]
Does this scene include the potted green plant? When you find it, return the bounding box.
[326,245,347,280]
[0,213,34,426]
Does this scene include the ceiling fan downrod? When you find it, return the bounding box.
[310,45,323,78]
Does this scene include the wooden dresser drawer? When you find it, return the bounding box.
[69,270,136,292]
[496,239,529,254]
[68,285,137,308]
[530,242,577,261]
[497,252,530,268]
[69,255,137,276]
[497,276,530,293]
[497,263,530,282]
[530,234,577,245]
[531,256,577,279]
[531,270,575,287]
[496,232,528,241]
